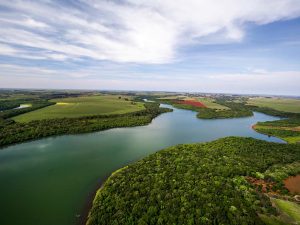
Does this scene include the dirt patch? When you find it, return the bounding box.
[284,175,300,194]
[246,177,279,194]
[176,100,207,108]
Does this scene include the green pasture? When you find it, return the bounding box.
[197,97,229,110]
[247,97,300,113]
[273,199,300,223]
[13,95,144,122]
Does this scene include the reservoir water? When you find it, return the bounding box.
[0,104,284,225]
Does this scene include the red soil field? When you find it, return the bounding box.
[176,100,207,108]
[284,175,300,194]
[246,177,278,194]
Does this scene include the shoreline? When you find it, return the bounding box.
[79,166,129,225]
[1,103,172,150]
[251,124,287,144]
[78,176,108,225]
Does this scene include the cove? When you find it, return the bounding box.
[0,104,284,225]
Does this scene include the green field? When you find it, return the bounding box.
[13,95,145,122]
[259,214,287,225]
[273,199,300,223]
[197,97,229,110]
[158,95,187,100]
[247,97,300,113]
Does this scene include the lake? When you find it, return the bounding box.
[0,104,284,225]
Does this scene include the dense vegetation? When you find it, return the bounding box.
[87,137,300,225]
[0,103,172,147]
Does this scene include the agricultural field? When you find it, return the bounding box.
[158,95,188,100]
[197,97,229,110]
[158,95,229,110]
[13,95,145,122]
[254,118,300,143]
[247,97,300,113]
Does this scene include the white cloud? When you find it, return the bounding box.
[0,0,300,63]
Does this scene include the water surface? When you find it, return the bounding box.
[0,105,284,225]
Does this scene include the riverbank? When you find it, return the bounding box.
[83,167,128,225]
[252,118,300,144]
[0,103,172,148]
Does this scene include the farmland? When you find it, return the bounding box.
[158,96,253,119]
[247,97,300,113]
[13,95,145,122]
[0,102,171,147]
[0,90,172,147]
[197,97,229,110]
[253,118,300,143]
[176,100,207,108]
[158,95,228,110]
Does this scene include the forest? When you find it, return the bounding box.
[87,137,300,225]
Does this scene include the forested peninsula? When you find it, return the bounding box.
[87,137,300,225]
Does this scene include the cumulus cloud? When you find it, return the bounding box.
[0,0,300,64]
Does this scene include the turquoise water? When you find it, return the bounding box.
[0,105,284,225]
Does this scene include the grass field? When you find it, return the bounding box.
[273,199,300,224]
[13,95,145,122]
[259,214,287,225]
[158,95,188,100]
[247,97,300,113]
[197,97,229,110]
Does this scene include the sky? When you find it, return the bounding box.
[0,0,300,95]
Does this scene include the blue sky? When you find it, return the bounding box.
[0,0,300,95]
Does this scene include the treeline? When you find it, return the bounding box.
[87,137,300,225]
[256,118,300,127]
[0,101,54,119]
[0,103,172,147]
[0,100,23,111]
[255,127,299,138]
[246,105,300,119]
